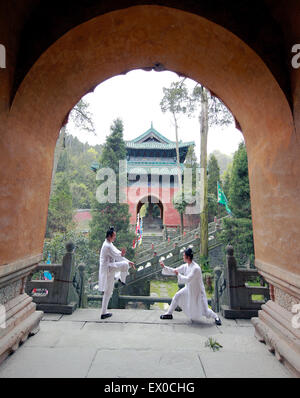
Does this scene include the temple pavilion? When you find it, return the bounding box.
[125,124,195,231]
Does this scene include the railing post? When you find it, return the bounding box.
[212,266,223,312]
[27,241,82,314]
[225,245,239,309]
[77,263,88,308]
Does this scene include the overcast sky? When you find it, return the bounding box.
[67,69,244,160]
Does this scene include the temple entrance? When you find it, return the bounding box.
[137,196,164,232]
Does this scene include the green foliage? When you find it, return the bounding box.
[160,81,191,116]
[217,143,254,266]
[184,145,198,195]
[55,134,101,209]
[222,163,232,199]
[207,193,218,223]
[207,154,221,222]
[207,154,220,199]
[191,85,233,128]
[69,98,95,134]
[205,337,223,351]
[199,255,210,272]
[100,119,127,174]
[210,150,233,176]
[228,142,251,219]
[172,189,188,215]
[89,119,135,259]
[43,230,98,275]
[46,174,74,238]
[217,217,254,266]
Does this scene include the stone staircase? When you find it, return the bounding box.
[139,233,164,250]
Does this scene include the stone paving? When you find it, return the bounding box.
[0,309,292,378]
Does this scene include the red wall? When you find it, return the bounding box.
[126,186,192,227]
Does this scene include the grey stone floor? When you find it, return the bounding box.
[0,309,292,378]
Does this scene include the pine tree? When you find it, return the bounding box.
[89,119,135,258]
[207,154,221,199]
[218,142,254,266]
[46,174,74,237]
[228,142,251,219]
[222,163,232,199]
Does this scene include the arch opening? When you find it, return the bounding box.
[137,195,164,232]
[3,4,296,279]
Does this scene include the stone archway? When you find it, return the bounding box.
[137,195,164,232]
[4,5,295,271]
[1,4,299,374]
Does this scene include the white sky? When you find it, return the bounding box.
[67,70,244,160]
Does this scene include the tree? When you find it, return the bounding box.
[54,134,102,209]
[184,144,198,189]
[217,142,254,266]
[207,154,221,199]
[160,80,191,234]
[218,217,254,267]
[222,162,232,199]
[89,119,135,259]
[208,154,224,221]
[43,230,98,274]
[228,142,251,219]
[46,174,74,237]
[189,85,233,259]
[50,98,96,195]
[210,150,233,176]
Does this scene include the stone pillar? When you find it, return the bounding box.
[0,255,43,365]
[252,265,300,377]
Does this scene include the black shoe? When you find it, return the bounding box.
[215,317,222,326]
[118,279,126,286]
[101,313,112,320]
[160,314,173,320]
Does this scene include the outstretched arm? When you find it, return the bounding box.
[160,262,185,276]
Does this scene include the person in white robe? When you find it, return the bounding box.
[98,227,135,319]
[160,248,222,325]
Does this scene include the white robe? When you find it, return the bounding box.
[98,239,129,292]
[162,261,217,321]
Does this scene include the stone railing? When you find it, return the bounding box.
[211,245,270,318]
[87,229,224,303]
[134,227,199,261]
[87,237,202,308]
[125,237,201,288]
[87,291,212,310]
[135,216,227,261]
[25,242,87,314]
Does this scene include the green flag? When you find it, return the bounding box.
[217,181,232,215]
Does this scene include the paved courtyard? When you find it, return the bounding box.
[0,309,292,378]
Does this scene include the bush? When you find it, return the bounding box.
[217,217,254,267]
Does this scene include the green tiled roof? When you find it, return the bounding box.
[126,141,195,150]
[130,126,172,144]
[127,125,195,150]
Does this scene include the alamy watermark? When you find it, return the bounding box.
[291,44,300,69]
[95,160,204,215]
[0,44,6,69]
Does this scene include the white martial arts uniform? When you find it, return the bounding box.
[98,239,129,315]
[162,261,218,322]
